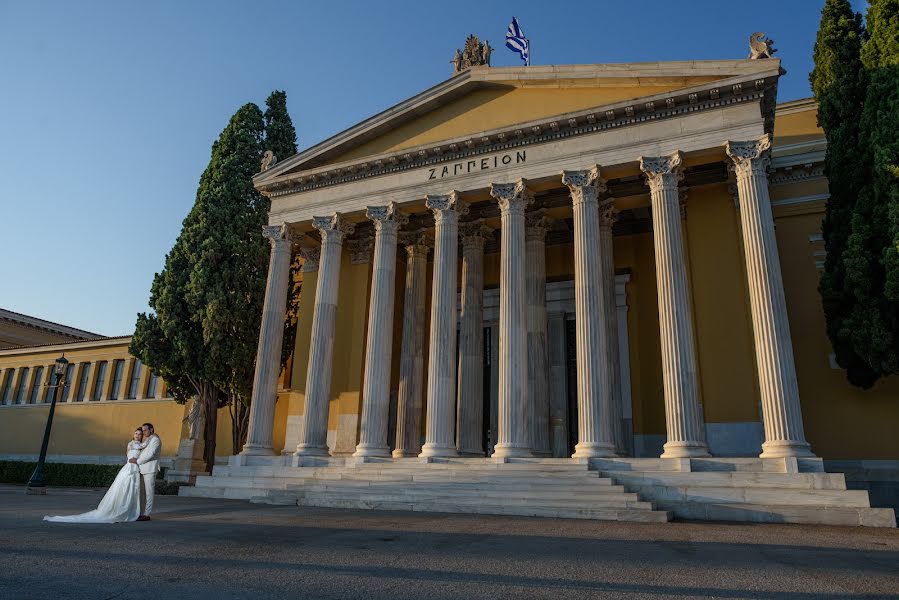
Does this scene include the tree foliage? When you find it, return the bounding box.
[812,0,899,388]
[131,103,269,467]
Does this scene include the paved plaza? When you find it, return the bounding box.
[2,484,898,599]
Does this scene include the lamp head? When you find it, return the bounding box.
[54,354,69,377]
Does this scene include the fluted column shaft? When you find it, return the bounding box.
[355,204,407,458]
[241,224,294,455]
[727,137,814,458]
[420,193,467,458]
[393,232,432,458]
[456,222,491,456]
[526,211,552,457]
[599,203,627,455]
[640,153,710,458]
[491,180,533,458]
[296,214,354,457]
[562,168,617,458]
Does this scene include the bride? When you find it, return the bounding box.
[44,428,146,523]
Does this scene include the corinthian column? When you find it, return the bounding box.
[393,231,432,458]
[354,203,408,458]
[241,223,295,455]
[295,213,354,457]
[599,199,627,455]
[490,179,534,458]
[526,210,552,457]
[727,136,815,458]
[640,152,709,458]
[562,168,617,458]
[456,221,492,456]
[420,192,467,458]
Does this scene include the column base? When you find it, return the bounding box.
[571,442,617,459]
[239,443,275,456]
[391,449,421,458]
[352,444,391,458]
[294,444,331,457]
[492,444,532,458]
[660,441,710,458]
[759,440,815,459]
[418,443,459,458]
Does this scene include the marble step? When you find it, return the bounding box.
[327,470,604,482]
[286,490,653,510]
[286,482,635,500]
[662,501,896,528]
[591,457,825,473]
[351,462,589,471]
[626,484,873,507]
[601,471,848,490]
[251,492,672,523]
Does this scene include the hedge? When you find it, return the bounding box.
[0,461,181,494]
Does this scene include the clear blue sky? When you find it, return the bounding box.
[0,1,854,336]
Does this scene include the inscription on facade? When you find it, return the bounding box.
[427,150,526,180]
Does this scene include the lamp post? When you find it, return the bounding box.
[26,354,69,495]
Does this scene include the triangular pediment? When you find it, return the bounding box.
[256,60,782,184]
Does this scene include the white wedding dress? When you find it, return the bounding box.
[44,441,144,524]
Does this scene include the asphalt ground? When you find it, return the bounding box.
[2,483,898,600]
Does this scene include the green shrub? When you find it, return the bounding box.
[0,461,123,487]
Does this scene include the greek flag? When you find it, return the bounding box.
[505,17,530,66]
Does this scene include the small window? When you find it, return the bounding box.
[145,371,159,399]
[75,363,91,402]
[92,361,108,401]
[28,366,44,404]
[126,360,142,399]
[1,369,14,404]
[109,360,125,400]
[60,363,75,402]
[42,364,54,402]
[14,367,30,404]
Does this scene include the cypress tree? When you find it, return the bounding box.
[131,103,268,467]
[262,90,303,371]
[843,0,899,385]
[810,0,877,386]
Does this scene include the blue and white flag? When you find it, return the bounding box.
[505,17,530,66]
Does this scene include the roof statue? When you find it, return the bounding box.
[748,32,776,59]
[260,150,277,173]
[452,34,492,75]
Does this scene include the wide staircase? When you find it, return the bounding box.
[179,455,896,527]
[593,457,896,528]
[179,456,672,522]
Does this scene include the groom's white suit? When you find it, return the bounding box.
[137,434,161,515]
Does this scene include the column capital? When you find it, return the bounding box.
[347,235,374,264]
[599,199,620,228]
[399,229,434,258]
[639,151,684,193]
[366,201,409,234]
[299,246,321,272]
[312,213,355,243]
[725,135,772,179]
[490,178,534,213]
[262,223,298,247]
[525,209,553,241]
[562,166,607,205]
[459,220,494,249]
[426,191,469,223]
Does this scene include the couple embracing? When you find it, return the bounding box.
[45,423,162,523]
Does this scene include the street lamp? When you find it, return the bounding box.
[26,354,69,495]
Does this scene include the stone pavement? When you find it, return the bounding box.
[2,484,898,600]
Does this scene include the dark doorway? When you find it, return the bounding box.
[565,318,578,456]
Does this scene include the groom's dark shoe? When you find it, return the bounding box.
[137,515,151,521]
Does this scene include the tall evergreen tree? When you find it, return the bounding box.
[131,103,268,468]
[262,90,303,371]
[842,0,899,385]
[810,0,877,386]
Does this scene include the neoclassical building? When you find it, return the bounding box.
[2,51,897,525]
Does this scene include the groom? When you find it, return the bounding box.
[129,422,161,521]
